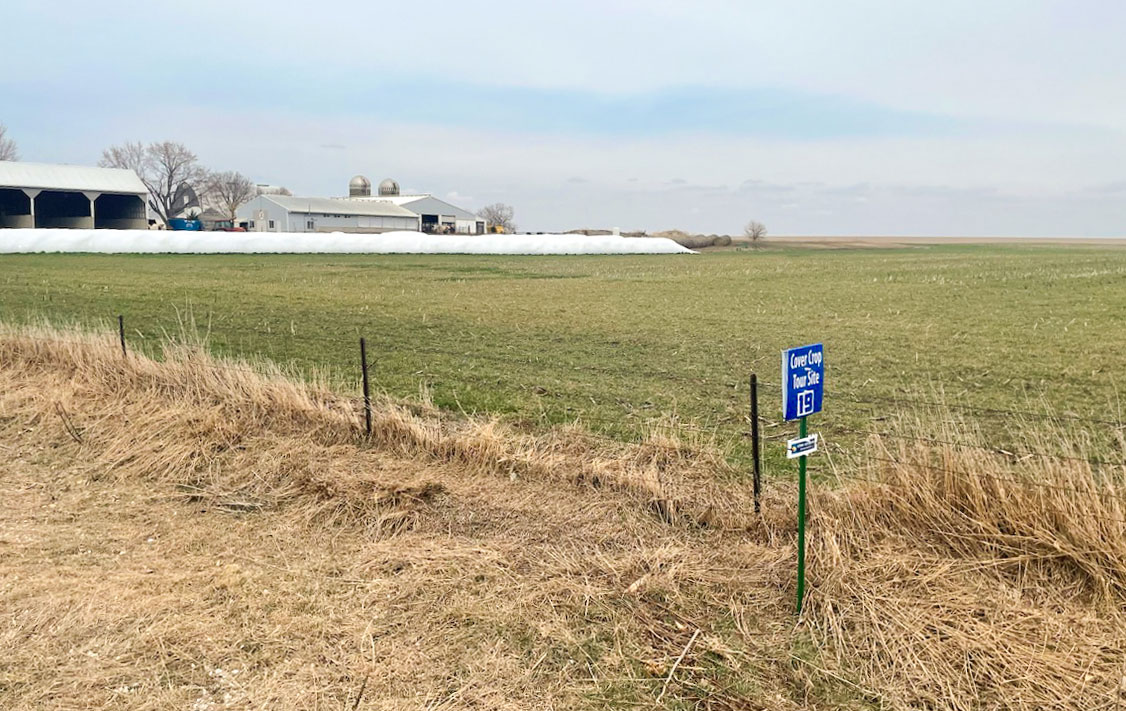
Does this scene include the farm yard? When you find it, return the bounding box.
[3,242,1126,709]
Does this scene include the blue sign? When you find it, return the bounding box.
[782,343,824,421]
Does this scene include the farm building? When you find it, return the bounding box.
[0,161,148,229]
[236,194,420,233]
[342,176,486,235]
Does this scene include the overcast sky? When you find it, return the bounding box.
[3,0,1125,235]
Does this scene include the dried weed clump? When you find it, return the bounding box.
[808,413,1126,709]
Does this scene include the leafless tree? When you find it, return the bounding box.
[99,140,148,177]
[99,140,207,225]
[744,220,767,244]
[479,203,515,233]
[205,170,257,220]
[0,123,18,161]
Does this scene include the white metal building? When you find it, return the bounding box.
[370,194,485,234]
[236,194,420,233]
[342,176,486,234]
[0,161,148,229]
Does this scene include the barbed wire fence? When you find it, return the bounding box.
[9,313,1126,521]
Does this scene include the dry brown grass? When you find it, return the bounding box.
[0,325,802,710]
[809,415,1126,709]
[3,324,1126,709]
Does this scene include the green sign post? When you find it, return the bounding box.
[795,416,809,614]
[782,343,824,615]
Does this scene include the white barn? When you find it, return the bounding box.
[0,162,148,230]
[343,176,486,234]
[236,194,420,233]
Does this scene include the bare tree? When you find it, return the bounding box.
[205,170,257,220]
[0,123,18,161]
[99,140,207,225]
[744,220,767,244]
[479,203,515,233]
[98,140,147,176]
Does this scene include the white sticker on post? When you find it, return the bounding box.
[786,433,818,459]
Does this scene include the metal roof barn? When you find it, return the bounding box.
[0,161,149,230]
[342,195,484,234]
[236,195,421,234]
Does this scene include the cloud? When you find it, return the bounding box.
[4,1,1126,236]
[10,1,1126,128]
[1,71,991,140]
[31,105,1119,236]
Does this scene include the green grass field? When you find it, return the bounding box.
[4,244,1126,471]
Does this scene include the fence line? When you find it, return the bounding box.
[90,317,1117,400]
[830,391,1126,428]
[5,328,752,462]
[12,325,1124,437]
[11,326,1122,442]
[5,330,325,379]
[6,318,1126,489]
[381,341,748,389]
[821,425,1126,470]
[32,315,1124,428]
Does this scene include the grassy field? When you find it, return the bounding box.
[3,243,1126,470]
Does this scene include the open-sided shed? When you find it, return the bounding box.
[0,162,148,230]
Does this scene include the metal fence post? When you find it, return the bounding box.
[750,373,762,514]
[118,315,126,357]
[360,337,372,437]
